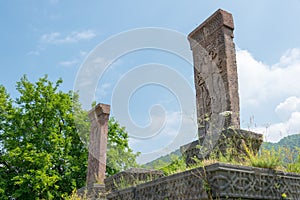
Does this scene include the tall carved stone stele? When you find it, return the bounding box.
[188,9,240,138]
[87,103,110,187]
[181,9,263,166]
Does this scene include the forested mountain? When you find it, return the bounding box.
[145,134,300,168]
[263,134,300,150]
[143,149,181,168]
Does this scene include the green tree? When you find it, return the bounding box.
[0,76,87,199]
[106,117,140,175]
[0,75,139,199]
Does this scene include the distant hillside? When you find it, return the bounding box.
[144,134,300,168]
[263,134,300,150]
[143,149,181,168]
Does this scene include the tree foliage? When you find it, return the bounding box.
[0,76,87,199]
[0,76,139,199]
[106,117,140,175]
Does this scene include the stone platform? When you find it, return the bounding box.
[106,163,300,200]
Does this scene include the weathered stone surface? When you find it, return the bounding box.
[188,9,240,138]
[107,167,209,200]
[86,103,111,187]
[105,168,164,192]
[107,163,300,199]
[77,183,106,200]
[181,129,263,166]
[182,9,263,165]
[205,163,300,199]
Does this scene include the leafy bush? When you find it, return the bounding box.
[246,147,283,169]
[287,153,300,173]
[159,155,186,175]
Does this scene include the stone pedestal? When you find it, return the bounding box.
[181,129,263,166]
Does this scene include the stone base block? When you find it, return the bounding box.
[181,129,263,166]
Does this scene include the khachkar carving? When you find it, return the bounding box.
[86,103,110,187]
[188,9,240,138]
[181,9,263,166]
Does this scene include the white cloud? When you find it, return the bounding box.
[237,48,300,107]
[238,48,300,142]
[59,60,78,67]
[28,31,95,56]
[256,96,300,142]
[40,30,96,44]
[275,96,300,121]
[58,50,89,67]
[253,111,300,143]
[277,48,300,68]
[40,32,60,43]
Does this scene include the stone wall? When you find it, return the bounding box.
[106,163,300,200]
[105,168,164,192]
[206,163,300,199]
[106,166,208,200]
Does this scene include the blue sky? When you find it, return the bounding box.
[1,1,300,163]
